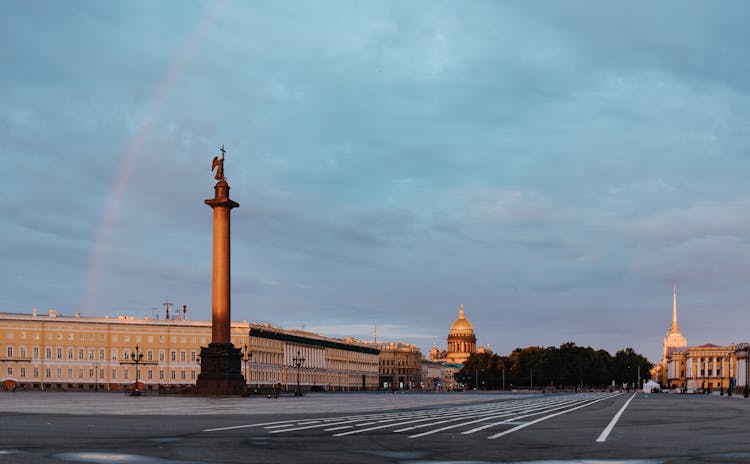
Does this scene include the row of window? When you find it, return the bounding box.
[5,346,199,363]
[7,330,207,345]
[5,366,197,381]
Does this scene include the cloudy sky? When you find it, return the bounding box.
[2,1,750,363]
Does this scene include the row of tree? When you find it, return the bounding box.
[455,343,652,390]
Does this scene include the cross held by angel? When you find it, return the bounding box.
[212,145,225,181]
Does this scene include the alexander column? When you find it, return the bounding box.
[196,146,245,395]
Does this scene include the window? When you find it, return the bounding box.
[45,347,51,359]
[20,368,25,378]
[190,351,196,362]
[171,351,176,362]
[99,349,105,360]
[124,370,129,380]
[171,370,175,380]
[78,369,83,379]
[67,348,73,359]
[20,347,26,358]
[191,370,195,380]
[123,351,129,361]
[68,368,73,379]
[180,370,186,380]
[111,369,116,379]
[147,350,153,361]
[159,370,164,380]
[78,349,84,360]
[180,351,186,362]
[147,370,153,380]
[7,346,13,357]
[33,368,39,378]
[7,367,12,376]
[89,349,94,360]
[100,370,104,379]
[159,351,165,361]
[33,347,39,359]
[56,348,62,359]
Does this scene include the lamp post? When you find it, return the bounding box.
[93,362,100,392]
[739,343,750,398]
[130,345,144,396]
[293,350,305,397]
[243,344,252,394]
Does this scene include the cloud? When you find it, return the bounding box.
[2,1,750,364]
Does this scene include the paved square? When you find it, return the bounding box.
[1,391,749,464]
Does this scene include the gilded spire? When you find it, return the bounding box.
[459,304,465,319]
[670,286,679,332]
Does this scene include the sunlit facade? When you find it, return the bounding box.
[666,344,736,391]
[429,304,478,365]
[0,309,379,392]
[368,341,422,390]
[658,288,687,386]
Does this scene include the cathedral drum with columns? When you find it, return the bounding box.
[429,305,481,366]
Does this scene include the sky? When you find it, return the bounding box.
[2,1,750,363]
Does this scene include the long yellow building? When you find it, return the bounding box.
[0,309,379,392]
[666,344,737,392]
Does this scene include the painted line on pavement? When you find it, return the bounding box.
[414,396,593,438]
[488,394,617,439]
[203,419,296,432]
[596,392,637,443]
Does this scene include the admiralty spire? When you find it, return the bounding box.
[663,287,687,358]
[657,287,688,385]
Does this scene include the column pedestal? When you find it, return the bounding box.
[196,342,244,395]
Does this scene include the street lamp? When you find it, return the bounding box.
[93,362,100,392]
[130,345,144,396]
[293,350,305,397]
[243,344,252,394]
[738,343,750,398]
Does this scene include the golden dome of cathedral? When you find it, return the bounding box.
[449,304,474,334]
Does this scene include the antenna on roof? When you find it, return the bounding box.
[163,299,173,320]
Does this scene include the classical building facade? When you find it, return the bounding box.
[0,309,379,392]
[368,341,422,390]
[666,344,737,391]
[420,360,445,391]
[429,304,478,365]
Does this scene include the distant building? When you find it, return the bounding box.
[420,359,445,391]
[430,304,478,365]
[657,288,688,385]
[369,341,422,390]
[666,343,737,391]
[0,309,379,392]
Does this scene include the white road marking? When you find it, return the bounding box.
[487,394,616,439]
[203,419,294,432]
[397,397,567,434]
[324,425,352,431]
[460,396,594,435]
[413,396,591,438]
[596,392,637,443]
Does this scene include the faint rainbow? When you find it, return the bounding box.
[83,2,225,314]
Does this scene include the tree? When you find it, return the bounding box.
[456,344,652,390]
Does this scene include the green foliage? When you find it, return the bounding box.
[456,343,652,390]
